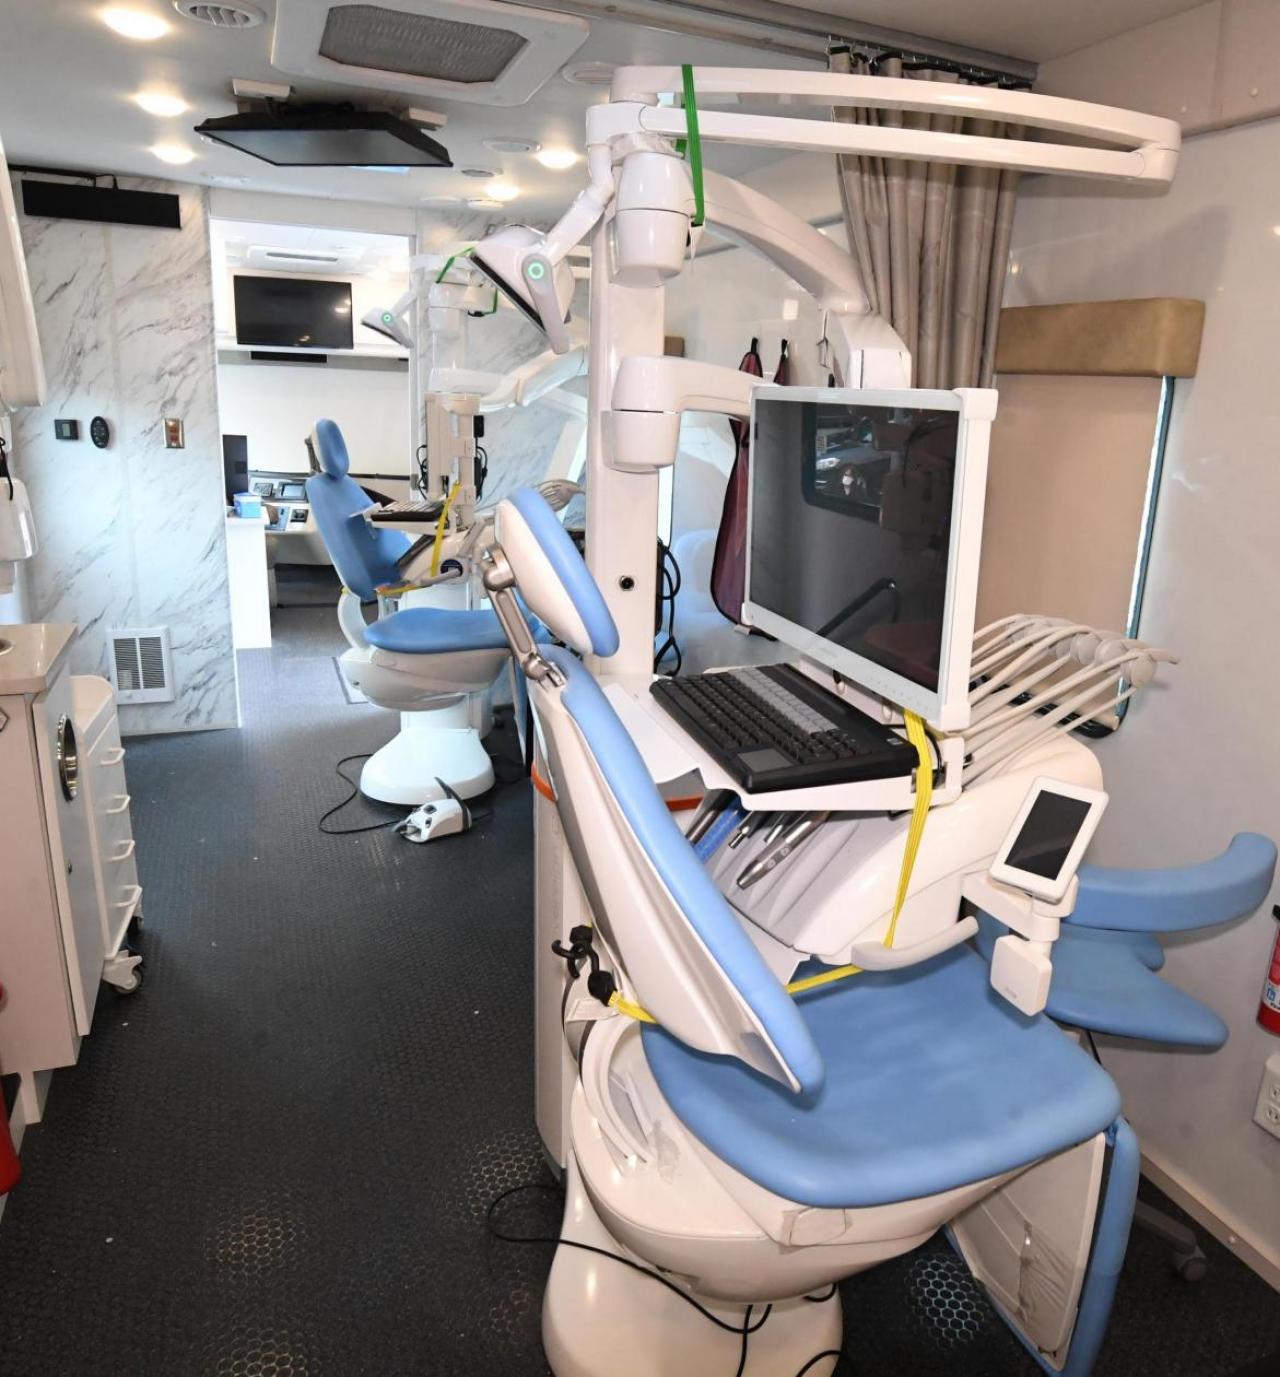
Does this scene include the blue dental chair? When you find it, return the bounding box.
[485,487,1143,1377]
[976,831,1277,1280]
[305,418,513,805]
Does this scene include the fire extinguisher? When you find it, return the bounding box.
[1260,906,1280,1036]
[0,983,21,1195]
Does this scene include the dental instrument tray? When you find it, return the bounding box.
[650,664,918,792]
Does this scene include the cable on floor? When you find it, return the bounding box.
[317,754,404,836]
[487,1181,855,1376]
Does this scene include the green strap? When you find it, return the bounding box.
[680,64,705,228]
[435,245,475,283]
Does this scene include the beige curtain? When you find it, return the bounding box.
[830,50,1024,388]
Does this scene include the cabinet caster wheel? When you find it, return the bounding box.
[1173,1248,1208,1282]
[103,949,144,994]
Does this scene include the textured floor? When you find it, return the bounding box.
[0,606,1276,1375]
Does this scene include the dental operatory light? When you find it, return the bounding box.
[133,91,189,117]
[151,142,195,165]
[536,148,579,170]
[101,7,169,40]
[469,224,575,353]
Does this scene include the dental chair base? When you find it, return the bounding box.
[544,1158,843,1377]
[360,701,495,805]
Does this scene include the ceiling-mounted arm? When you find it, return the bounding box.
[614,67,1181,183]
[699,170,909,387]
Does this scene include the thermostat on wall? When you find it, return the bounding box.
[89,416,110,449]
[54,418,79,441]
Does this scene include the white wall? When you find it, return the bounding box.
[1009,120,1280,1271]
[10,176,237,734]
[216,357,411,477]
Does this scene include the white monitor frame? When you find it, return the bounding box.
[0,138,46,410]
[742,385,996,731]
[990,777,1109,903]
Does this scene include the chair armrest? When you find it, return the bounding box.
[1070,832,1276,932]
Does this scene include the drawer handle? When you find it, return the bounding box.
[111,838,136,862]
[112,883,142,910]
[105,793,131,815]
[99,746,126,766]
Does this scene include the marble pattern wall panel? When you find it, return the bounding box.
[11,177,237,733]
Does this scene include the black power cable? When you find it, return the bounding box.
[487,1181,856,1375]
[654,539,684,675]
[317,753,403,836]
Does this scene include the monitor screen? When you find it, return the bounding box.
[233,275,353,350]
[1004,790,1093,880]
[748,395,960,694]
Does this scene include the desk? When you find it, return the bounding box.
[224,515,272,649]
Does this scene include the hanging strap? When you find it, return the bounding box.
[680,64,705,228]
[429,480,461,577]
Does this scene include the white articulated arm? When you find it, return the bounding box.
[613,67,1181,183]
[700,170,910,387]
[480,345,588,411]
[608,357,760,472]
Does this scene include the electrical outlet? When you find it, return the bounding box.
[1253,1053,1280,1141]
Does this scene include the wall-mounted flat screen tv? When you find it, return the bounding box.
[233,275,353,350]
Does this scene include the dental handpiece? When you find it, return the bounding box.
[735,811,830,890]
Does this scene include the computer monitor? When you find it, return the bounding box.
[743,386,996,730]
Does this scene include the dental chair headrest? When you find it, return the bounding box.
[495,488,619,658]
[312,419,350,478]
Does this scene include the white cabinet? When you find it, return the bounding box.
[0,625,105,1119]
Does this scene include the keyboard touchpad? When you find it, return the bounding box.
[738,747,793,771]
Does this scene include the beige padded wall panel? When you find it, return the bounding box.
[976,374,1164,632]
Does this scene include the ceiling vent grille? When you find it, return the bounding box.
[109,627,176,705]
[174,1,266,28]
[320,5,526,83]
[271,0,589,107]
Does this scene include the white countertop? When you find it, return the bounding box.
[0,622,78,694]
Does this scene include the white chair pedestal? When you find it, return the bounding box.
[542,1157,842,1377]
[360,701,495,805]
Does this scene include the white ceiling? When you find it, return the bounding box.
[0,1,1202,221]
[0,0,815,220]
[695,0,1207,63]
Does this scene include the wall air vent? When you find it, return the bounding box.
[174,1,266,28]
[271,0,589,107]
[109,627,176,705]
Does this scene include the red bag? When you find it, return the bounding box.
[710,340,790,624]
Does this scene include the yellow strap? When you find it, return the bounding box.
[601,711,935,1026]
[883,709,934,948]
[376,581,416,598]
[608,992,657,1024]
[429,480,461,577]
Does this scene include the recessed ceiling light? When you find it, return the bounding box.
[466,198,502,210]
[152,142,195,165]
[460,167,497,179]
[133,90,189,117]
[535,147,579,170]
[483,136,539,155]
[102,6,170,40]
[487,181,520,202]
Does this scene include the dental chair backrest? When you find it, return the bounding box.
[492,488,824,1095]
[305,418,411,601]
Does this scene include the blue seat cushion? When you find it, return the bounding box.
[365,606,541,655]
[642,946,1120,1209]
[976,915,1226,1049]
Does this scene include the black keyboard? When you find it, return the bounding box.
[650,664,919,793]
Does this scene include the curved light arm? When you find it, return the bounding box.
[481,346,588,411]
[614,68,1180,182]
